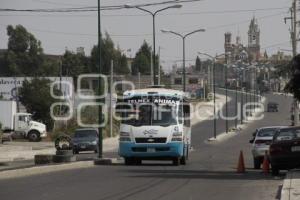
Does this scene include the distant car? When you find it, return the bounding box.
[267,102,278,112]
[269,126,300,175]
[72,128,99,154]
[250,126,284,169]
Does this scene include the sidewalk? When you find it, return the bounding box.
[0,137,120,162]
[281,170,300,200]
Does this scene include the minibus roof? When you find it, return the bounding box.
[123,88,188,99]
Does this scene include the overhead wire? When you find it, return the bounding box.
[0,0,203,12]
[0,7,289,17]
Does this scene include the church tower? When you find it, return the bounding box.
[224,32,233,61]
[248,17,260,62]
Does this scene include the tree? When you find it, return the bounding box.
[195,56,202,72]
[62,50,88,79]
[90,32,130,75]
[2,24,59,77]
[5,25,44,76]
[131,41,158,75]
[285,55,300,100]
[19,78,61,130]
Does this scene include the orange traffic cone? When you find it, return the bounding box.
[262,151,270,175]
[237,150,246,173]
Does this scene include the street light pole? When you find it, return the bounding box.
[161,29,206,91]
[125,4,182,85]
[240,69,244,124]
[225,63,228,133]
[198,52,225,139]
[235,67,238,129]
[183,37,186,91]
[97,0,103,158]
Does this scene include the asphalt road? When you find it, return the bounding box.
[0,92,293,200]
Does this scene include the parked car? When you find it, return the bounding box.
[269,126,300,175]
[72,128,99,154]
[267,102,278,112]
[250,126,284,169]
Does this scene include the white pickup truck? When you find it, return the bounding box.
[0,100,47,142]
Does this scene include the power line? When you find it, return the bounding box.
[0,7,289,17]
[261,41,291,49]
[0,11,286,39]
[0,0,203,12]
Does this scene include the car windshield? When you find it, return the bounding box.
[74,130,97,138]
[275,129,300,141]
[257,128,277,137]
[123,104,178,127]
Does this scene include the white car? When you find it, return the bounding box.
[249,126,286,169]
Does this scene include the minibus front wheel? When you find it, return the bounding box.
[172,157,180,166]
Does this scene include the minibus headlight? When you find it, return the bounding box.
[172,132,183,137]
[172,132,183,141]
[119,132,131,142]
[119,137,132,142]
[120,132,130,137]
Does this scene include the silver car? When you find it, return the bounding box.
[249,126,285,169]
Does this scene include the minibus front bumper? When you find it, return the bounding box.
[119,142,184,158]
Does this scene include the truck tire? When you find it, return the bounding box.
[135,158,142,165]
[56,150,73,156]
[28,130,41,142]
[172,157,180,166]
[180,156,187,165]
[124,157,134,165]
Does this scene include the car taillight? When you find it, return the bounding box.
[255,140,266,144]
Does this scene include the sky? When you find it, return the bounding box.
[0,0,296,72]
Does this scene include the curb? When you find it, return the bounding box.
[94,158,123,165]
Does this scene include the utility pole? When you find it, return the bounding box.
[286,1,299,126]
[110,60,113,138]
[293,0,299,126]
